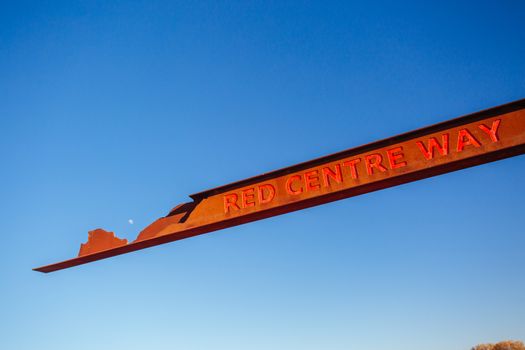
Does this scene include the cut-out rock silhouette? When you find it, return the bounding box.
[78,229,128,256]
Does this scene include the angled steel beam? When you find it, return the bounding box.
[34,98,525,273]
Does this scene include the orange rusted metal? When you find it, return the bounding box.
[34,98,525,273]
[78,229,127,256]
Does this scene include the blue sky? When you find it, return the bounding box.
[1,1,524,349]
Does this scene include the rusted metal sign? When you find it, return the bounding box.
[34,99,525,273]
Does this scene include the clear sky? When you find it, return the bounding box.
[2,1,524,349]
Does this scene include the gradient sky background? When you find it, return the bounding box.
[2,1,525,349]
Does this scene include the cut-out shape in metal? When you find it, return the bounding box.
[78,229,128,256]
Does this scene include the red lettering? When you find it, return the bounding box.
[286,175,303,195]
[365,154,387,175]
[416,134,449,160]
[457,128,481,152]
[386,146,407,169]
[304,170,321,191]
[257,184,275,204]
[478,119,501,142]
[321,165,342,187]
[223,193,240,213]
[241,188,255,208]
[342,158,361,179]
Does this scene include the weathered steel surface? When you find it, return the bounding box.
[78,229,128,256]
[34,99,525,273]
